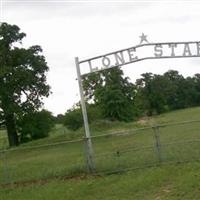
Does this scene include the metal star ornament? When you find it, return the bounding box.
[139,33,149,44]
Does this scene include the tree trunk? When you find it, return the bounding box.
[5,113,19,147]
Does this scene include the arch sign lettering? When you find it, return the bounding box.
[75,34,200,172]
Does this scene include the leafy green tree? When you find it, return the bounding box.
[0,23,50,147]
[64,108,83,131]
[136,71,184,115]
[193,74,200,105]
[135,73,168,115]
[18,110,54,142]
[82,72,103,103]
[135,73,154,115]
[83,68,136,121]
[163,70,185,109]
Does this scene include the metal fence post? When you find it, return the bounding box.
[75,57,96,173]
[152,126,162,163]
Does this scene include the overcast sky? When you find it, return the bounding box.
[1,0,200,115]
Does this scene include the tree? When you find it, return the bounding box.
[18,110,54,142]
[193,74,200,105]
[64,108,83,131]
[163,70,185,109]
[135,73,154,115]
[136,73,169,115]
[0,23,50,147]
[83,68,136,121]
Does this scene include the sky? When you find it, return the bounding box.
[1,0,200,115]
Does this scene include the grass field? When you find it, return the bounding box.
[1,107,200,199]
[1,163,200,200]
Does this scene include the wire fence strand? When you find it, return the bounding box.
[1,119,200,184]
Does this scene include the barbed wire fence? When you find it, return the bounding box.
[1,120,200,184]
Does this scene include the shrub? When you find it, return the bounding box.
[63,109,83,131]
[18,110,54,142]
[63,104,103,131]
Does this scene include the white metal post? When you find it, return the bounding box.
[75,57,95,173]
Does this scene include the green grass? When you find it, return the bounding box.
[1,107,200,199]
[1,163,200,200]
[0,129,8,149]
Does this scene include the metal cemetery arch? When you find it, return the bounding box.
[75,34,200,172]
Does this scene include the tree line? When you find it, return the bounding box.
[62,68,200,130]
